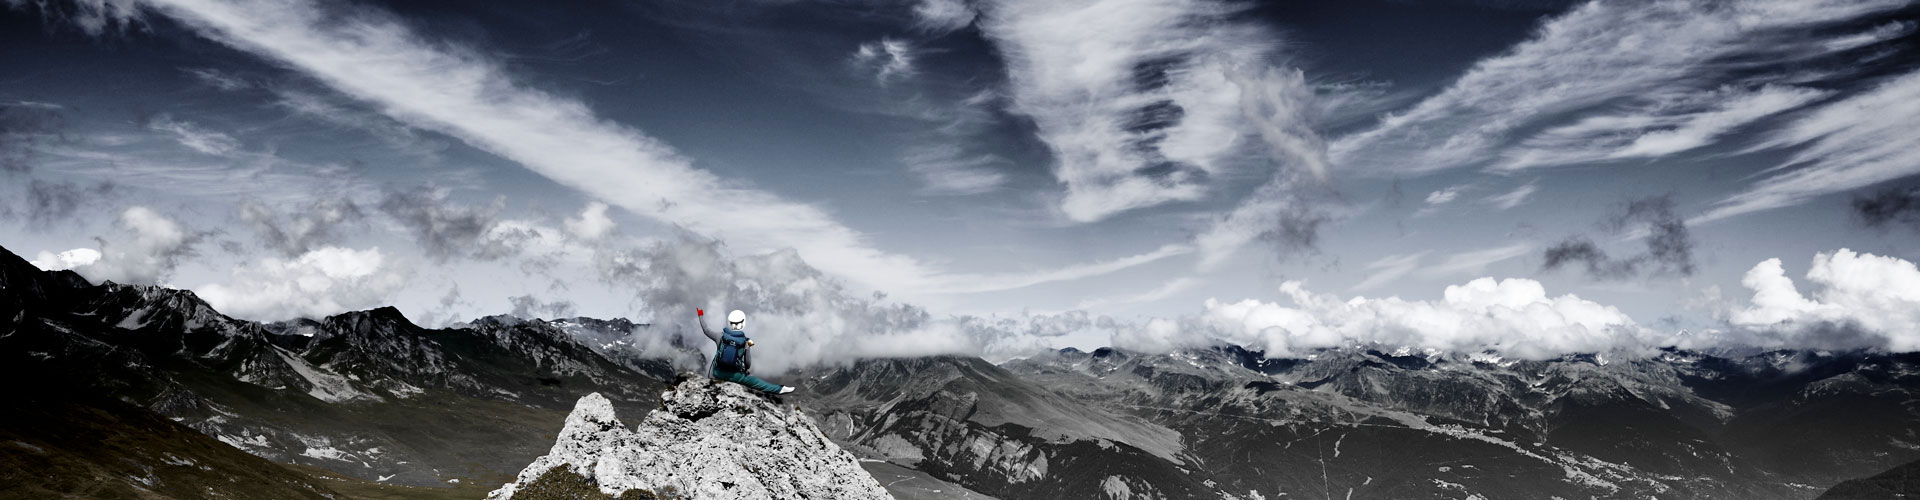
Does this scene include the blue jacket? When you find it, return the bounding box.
[699,313,753,374]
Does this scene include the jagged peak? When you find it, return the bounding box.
[0,243,91,308]
[470,314,526,328]
[321,306,419,331]
[80,281,235,329]
[489,376,893,500]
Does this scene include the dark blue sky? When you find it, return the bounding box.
[6,0,1920,362]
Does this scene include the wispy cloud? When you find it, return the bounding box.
[1422,242,1533,279]
[183,67,250,91]
[927,242,1194,294]
[851,38,916,85]
[1821,20,1916,52]
[146,114,240,156]
[1076,277,1199,310]
[865,82,1011,196]
[910,0,975,32]
[6,0,144,35]
[1351,252,1427,291]
[134,0,1179,299]
[969,0,1326,222]
[1424,185,1467,205]
[1483,182,1537,210]
[1496,84,1830,170]
[901,143,1009,195]
[1331,0,1909,175]
[1697,68,1920,224]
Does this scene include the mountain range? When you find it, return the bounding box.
[3,242,1918,499]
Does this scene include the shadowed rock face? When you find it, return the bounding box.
[490,375,894,500]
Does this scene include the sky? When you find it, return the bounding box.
[6,0,1920,369]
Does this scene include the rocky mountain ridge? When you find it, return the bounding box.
[997,344,1920,499]
[491,376,893,500]
[0,243,674,487]
[6,241,1920,499]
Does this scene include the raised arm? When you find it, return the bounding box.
[697,308,722,342]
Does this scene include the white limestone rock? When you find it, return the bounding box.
[489,376,894,500]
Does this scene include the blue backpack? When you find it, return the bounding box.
[715,328,752,373]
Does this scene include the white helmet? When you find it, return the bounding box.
[727,310,747,326]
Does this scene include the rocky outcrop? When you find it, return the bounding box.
[489,376,893,500]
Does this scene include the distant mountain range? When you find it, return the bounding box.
[3,242,1918,499]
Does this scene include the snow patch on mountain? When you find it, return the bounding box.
[271,347,379,403]
[488,376,894,500]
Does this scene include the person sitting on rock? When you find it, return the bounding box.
[697,308,796,395]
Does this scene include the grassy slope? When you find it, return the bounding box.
[286,463,508,500]
[0,393,342,500]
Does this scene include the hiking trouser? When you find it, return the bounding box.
[712,369,783,393]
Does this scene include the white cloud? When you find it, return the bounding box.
[147,114,240,156]
[1727,249,1920,351]
[911,0,976,32]
[1331,0,1908,175]
[976,0,1325,222]
[1497,84,1829,170]
[563,201,615,241]
[1134,277,1653,360]
[1116,249,1920,359]
[1351,252,1426,291]
[1483,182,1538,210]
[184,67,249,91]
[137,0,1174,300]
[65,206,204,285]
[195,246,407,322]
[876,89,1011,196]
[925,242,1193,294]
[900,143,1008,195]
[1421,242,1533,279]
[1821,20,1915,52]
[1075,277,1199,310]
[19,0,144,35]
[28,247,102,271]
[1414,184,1473,218]
[1697,68,1920,224]
[851,38,916,85]
[1425,184,1468,205]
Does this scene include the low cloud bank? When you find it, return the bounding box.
[1118,277,1659,360]
[35,206,207,286]
[1117,248,1920,359]
[1727,249,1920,352]
[195,246,407,322]
[598,233,1088,373]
